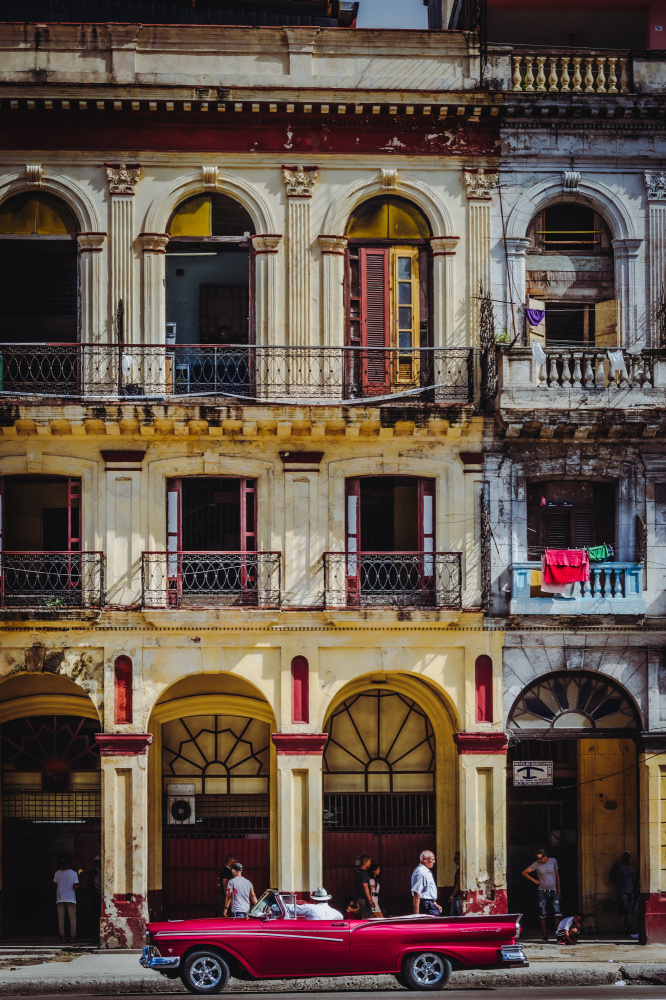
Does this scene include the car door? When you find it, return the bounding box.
[261,917,350,977]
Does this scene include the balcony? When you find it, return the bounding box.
[0,344,474,405]
[0,551,105,610]
[510,50,631,95]
[323,552,462,610]
[510,561,645,615]
[141,551,282,609]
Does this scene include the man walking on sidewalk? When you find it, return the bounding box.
[411,850,442,915]
[223,862,257,919]
[522,848,562,941]
[355,854,374,919]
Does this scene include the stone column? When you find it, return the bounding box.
[77,233,106,343]
[95,733,153,948]
[103,451,146,604]
[105,163,141,342]
[454,733,508,914]
[271,733,328,893]
[251,235,282,346]
[430,237,460,347]
[503,237,531,344]
[139,234,168,346]
[644,172,666,347]
[612,237,644,348]
[318,236,347,348]
[464,169,498,346]
[638,734,666,943]
[283,166,318,345]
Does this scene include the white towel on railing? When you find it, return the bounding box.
[607,350,626,374]
[531,342,547,366]
[121,354,134,376]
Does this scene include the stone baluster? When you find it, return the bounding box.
[595,354,606,387]
[571,352,583,387]
[619,57,629,94]
[560,57,571,92]
[572,57,583,92]
[548,57,559,91]
[560,351,572,387]
[583,354,594,387]
[524,57,535,92]
[512,55,523,91]
[618,360,629,389]
[610,568,619,599]
[584,57,595,93]
[643,352,653,388]
[607,57,618,93]
[536,354,547,387]
[596,56,607,93]
[535,56,547,91]
[582,574,592,600]
[547,353,558,388]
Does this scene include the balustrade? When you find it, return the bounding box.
[532,348,653,389]
[510,561,644,615]
[141,551,282,609]
[0,551,105,609]
[512,52,630,94]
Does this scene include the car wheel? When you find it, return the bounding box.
[401,952,452,991]
[181,950,230,995]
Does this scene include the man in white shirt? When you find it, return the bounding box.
[296,887,343,920]
[411,850,442,916]
[223,863,257,919]
[53,856,79,944]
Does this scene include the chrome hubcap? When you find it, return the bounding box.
[190,956,223,989]
[413,952,445,985]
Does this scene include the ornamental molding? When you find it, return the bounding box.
[95,733,153,756]
[282,164,319,198]
[77,232,106,253]
[271,732,328,755]
[378,168,399,190]
[430,235,460,256]
[318,235,348,255]
[139,232,169,253]
[26,164,43,187]
[251,234,282,254]
[453,732,509,754]
[645,171,666,201]
[105,162,141,195]
[563,169,582,193]
[463,168,499,200]
[202,165,219,189]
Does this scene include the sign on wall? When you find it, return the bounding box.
[512,761,553,786]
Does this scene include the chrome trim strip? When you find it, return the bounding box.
[155,930,344,943]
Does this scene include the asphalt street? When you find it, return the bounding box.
[3,990,666,1000]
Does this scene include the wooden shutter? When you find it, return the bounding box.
[572,508,595,548]
[240,478,257,593]
[545,507,571,548]
[359,248,390,390]
[67,478,81,553]
[345,477,361,606]
[167,479,181,604]
[418,479,435,578]
[595,299,619,347]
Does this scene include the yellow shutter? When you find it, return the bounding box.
[595,299,619,347]
[169,196,212,237]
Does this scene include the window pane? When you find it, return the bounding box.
[398,282,412,304]
[346,196,431,238]
[397,257,411,279]
[398,307,412,329]
[399,331,412,349]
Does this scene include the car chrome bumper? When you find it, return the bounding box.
[140,945,180,972]
[500,945,529,967]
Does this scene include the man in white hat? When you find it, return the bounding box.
[296,887,343,920]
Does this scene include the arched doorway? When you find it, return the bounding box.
[148,674,276,920]
[0,672,101,939]
[506,671,640,934]
[323,683,454,914]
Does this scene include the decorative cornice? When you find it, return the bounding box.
[464,168,499,200]
[429,236,460,257]
[139,232,169,254]
[283,165,318,198]
[77,232,106,253]
[504,236,532,257]
[645,171,666,201]
[105,162,141,195]
[319,235,348,255]
[637,732,666,754]
[95,733,153,756]
[453,732,509,754]
[251,234,282,254]
[26,164,43,187]
[378,168,399,190]
[202,165,219,189]
[271,732,328,755]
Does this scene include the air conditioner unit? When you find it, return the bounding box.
[167,782,196,825]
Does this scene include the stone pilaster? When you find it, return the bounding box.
[271,733,328,893]
[612,238,643,347]
[318,236,347,347]
[645,172,666,346]
[139,234,168,346]
[251,234,282,346]
[283,166,318,345]
[430,236,460,347]
[77,233,106,343]
[464,169,498,346]
[637,734,666,943]
[503,237,531,344]
[106,163,141,342]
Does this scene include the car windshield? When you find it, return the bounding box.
[249,891,283,920]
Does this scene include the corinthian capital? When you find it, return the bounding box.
[139,233,170,253]
[105,162,141,195]
[464,168,499,200]
[283,164,318,198]
[318,235,348,255]
[645,171,666,201]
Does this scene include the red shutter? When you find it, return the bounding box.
[345,477,361,606]
[240,477,257,594]
[67,478,81,553]
[167,479,181,606]
[475,655,493,723]
[359,248,390,391]
[418,479,435,579]
[114,655,133,725]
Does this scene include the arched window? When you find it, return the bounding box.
[0,193,79,344]
[291,656,309,724]
[114,656,133,724]
[345,196,432,395]
[508,671,640,731]
[165,194,255,347]
[525,202,616,347]
[475,655,493,723]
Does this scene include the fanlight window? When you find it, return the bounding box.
[0,193,78,236]
[162,715,270,795]
[324,690,435,793]
[2,715,101,793]
[508,671,639,731]
[346,196,431,240]
[168,194,255,237]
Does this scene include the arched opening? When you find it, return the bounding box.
[506,670,640,936]
[344,196,433,396]
[525,201,616,347]
[322,680,456,913]
[0,193,79,345]
[148,673,275,920]
[114,656,133,724]
[0,672,100,940]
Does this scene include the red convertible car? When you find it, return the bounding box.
[141,890,528,994]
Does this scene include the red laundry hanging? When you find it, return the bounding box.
[542,548,590,585]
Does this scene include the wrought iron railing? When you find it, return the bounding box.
[141,551,282,608]
[323,551,462,609]
[0,551,105,609]
[0,344,474,404]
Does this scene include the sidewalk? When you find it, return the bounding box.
[0,942,665,994]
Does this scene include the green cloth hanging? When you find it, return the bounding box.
[588,543,610,562]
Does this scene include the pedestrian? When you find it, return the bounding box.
[219,853,236,910]
[296,887,343,920]
[368,862,383,917]
[556,913,583,945]
[521,848,562,942]
[53,855,79,944]
[344,896,361,919]
[449,851,462,916]
[411,850,442,916]
[223,862,257,919]
[611,851,638,937]
[355,854,374,919]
